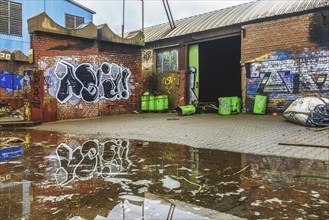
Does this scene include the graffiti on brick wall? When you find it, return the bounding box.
[0,71,23,93]
[45,60,131,104]
[31,72,42,109]
[246,50,329,96]
[142,49,153,71]
[161,75,174,94]
[53,139,132,186]
[0,51,11,60]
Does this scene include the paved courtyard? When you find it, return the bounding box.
[31,112,329,161]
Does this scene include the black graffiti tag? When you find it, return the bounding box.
[101,63,130,100]
[75,64,100,103]
[55,61,83,103]
[53,60,131,104]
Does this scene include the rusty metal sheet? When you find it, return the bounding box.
[43,97,57,122]
[29,71,44,121]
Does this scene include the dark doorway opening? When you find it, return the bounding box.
[199,36,241,104]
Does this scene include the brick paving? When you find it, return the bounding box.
[31,113,329,161]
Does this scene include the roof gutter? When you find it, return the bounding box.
[183,31,241,45]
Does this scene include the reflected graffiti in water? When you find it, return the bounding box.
[54,139,132,186]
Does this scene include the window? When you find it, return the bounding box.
[0,0,22,36]
[65,14,84,29]
[156,48,178,73]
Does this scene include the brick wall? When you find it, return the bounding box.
[0,60,11,72]
[31,31,142,121]
[241,10,329,113]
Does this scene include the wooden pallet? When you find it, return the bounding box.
[0,120,41,127]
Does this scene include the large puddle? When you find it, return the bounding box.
[0,129,328,219]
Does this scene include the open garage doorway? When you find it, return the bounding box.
[198,36,241,104]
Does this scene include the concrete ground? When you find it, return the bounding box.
[31,112,329,161]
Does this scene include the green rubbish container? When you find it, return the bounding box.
[253,95,267,114]
[155,95,165,111]
[149,95,155,111]
[141,95,149,111]
[231,96,241,114]
[218,97,232,115]
[177,105,196,116]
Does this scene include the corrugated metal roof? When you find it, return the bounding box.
[144,0,329,42]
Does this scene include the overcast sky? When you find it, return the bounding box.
[75,0,251,34]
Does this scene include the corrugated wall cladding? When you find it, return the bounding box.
[144,0,329,42]
[0,0,94,55]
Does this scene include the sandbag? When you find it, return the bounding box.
[283,97,329,127]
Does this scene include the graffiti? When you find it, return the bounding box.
[142,50,153,71]
[0,71,23,93]
[54,139,132,186]
[0,52,11,60]
[0,146,23,162]
[24,100,31,121]
[246,50,329,96]
[189,67,198,103]
[31,72,41,109]
[44,75,54,89]
[49,60,131,104]
[162,76,173,94]
[0,174,11,182]
[23,71,31,93]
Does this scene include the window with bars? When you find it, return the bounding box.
[0,0,22,36]
[65,14,85,29]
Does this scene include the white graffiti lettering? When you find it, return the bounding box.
[54,139,132,186]
[0,52,11,60]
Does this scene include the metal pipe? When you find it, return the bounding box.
[162,0,173,29]
[165,0,175,28]
[141,0,144,32]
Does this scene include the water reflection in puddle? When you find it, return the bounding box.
[0,130,328,219]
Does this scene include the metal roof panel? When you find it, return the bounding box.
[144,0,329,42]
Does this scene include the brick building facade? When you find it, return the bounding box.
[143,2,329,113]
[241,10,329,112]
[1,13,144,122]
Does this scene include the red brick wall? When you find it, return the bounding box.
[31,32,142,121]
[0,60,11,72]
[241,10,329,113]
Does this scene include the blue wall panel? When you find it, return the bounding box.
[0,0,94,56]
